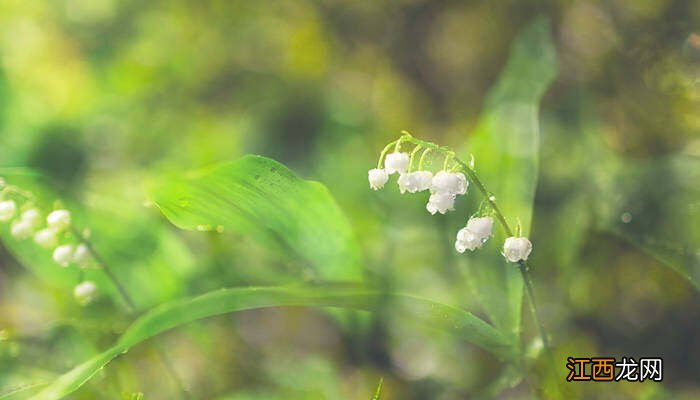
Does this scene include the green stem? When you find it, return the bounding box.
[377,140,398,169]
[71,228,192,399]
[408,145,422,172]
[418,148,431,171]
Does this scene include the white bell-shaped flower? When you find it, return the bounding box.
[384,152,410,174]
[74,281,98,305]
[34,228,58,248]
[503,236,533,263]
[73,243,91,267]
[53,244,74,267]
[413,171,433,192]
[20,208,41,228]
[0,200,17,222]
[47,210,71,231]
[426,192,455,215]
[397,173,417,194]
[431,171,468,196]
[454,216,494,252]
[11,219,33,240]
[368,168,389,190]
[398,171,433,194]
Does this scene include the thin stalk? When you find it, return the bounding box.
[71,228,191,399]
[376,140,398,169]
[418,148,431,171]
[408,145,422,172]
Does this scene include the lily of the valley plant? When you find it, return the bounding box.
[369,132,548,352]
[369,132,532,262]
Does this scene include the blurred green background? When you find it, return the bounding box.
[0,0,699,399]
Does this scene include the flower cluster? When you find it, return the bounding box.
[0,181,98,304]
[369,135,533,263]
[368,151,468,214]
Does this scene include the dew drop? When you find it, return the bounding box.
[178,197,190,207]
[488,195,496,201]
[215,225,224,233]
[621,212,632,224]
[196,224,212,231]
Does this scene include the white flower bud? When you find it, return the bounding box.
[11,219,33,240]
[426,192,455,215]
[47,210,71,231]
[34,228,58,248]
[0,200,17,222]
[384,152,410,174]
[368,168,389,190]
[73,281,98,305]
[431,171,468,196]
[503,236,533,263]
[53,244,74,267]
[455,216,494,252]
[73,243,91,267]
[20,208,41,227]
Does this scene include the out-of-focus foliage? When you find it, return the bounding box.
[0,1,699,399]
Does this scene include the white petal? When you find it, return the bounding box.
[74,281,98,305]
[368,168,389,190]
[0,200,17,222]
[47,210,71,231]
[53,244,74,267]
[34,228,58,248]
[11,220,33,240]
[20,208,41,227]
[427,192,455,214]
[466,216,494,242]
[503,236,533,262]
[385,152,410,174]
[73,243,91,267]
[414,171,433,192]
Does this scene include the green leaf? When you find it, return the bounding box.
[31,285,509,400]
[459,17,557,343]
[372,377,383,400]
[147,155,362,281]
[0,384,48,400]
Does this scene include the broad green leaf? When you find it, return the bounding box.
[147,155,362,281]
[459,17,557,343]
[31,285,509,400]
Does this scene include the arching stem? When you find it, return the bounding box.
[408,145,422,172]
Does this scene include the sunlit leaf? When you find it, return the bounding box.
[147,155,362,281]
